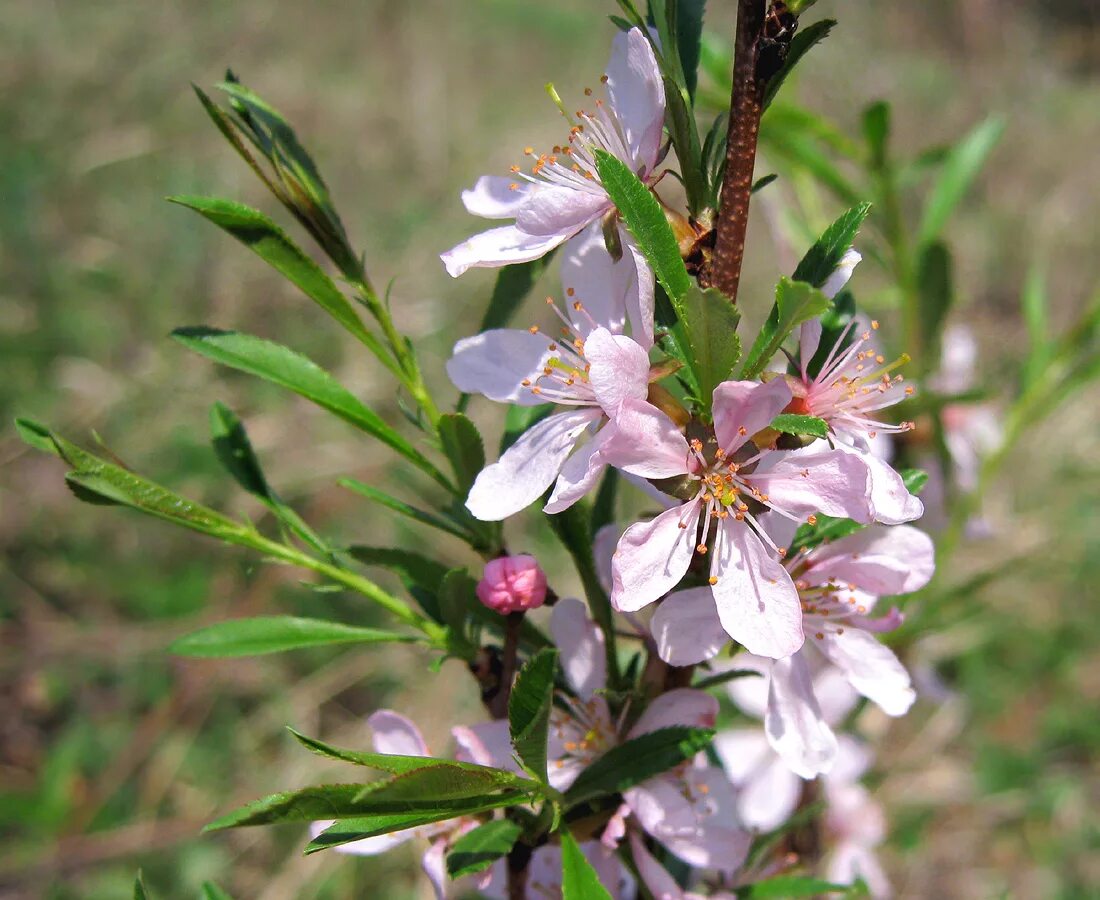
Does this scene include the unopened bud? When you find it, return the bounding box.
[476,555,547,614]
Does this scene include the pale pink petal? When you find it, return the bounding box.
[712,379,793,454]
[814,628,915,716]
[822,248,862,299]
[452,720,517,771]
[838,444,924,525]
[806,524,935,596]
[550,597,606,700]
[829,734,875,785]
[446,329,552,405]
[626,769,749,872]
[625,235,656,348]
[714,730,802,831]
[628,688,717,738]
[611,500,699,612]
[368,710,429,756]
[441,223,578,277]
[827,841,892,899]
[630,831,686,900]
[515,186,609,236]
[652,587,728,666]
[560,223,629,337]
[461,175,532,219]
[752,445,874,523]
[711,520,804,659]
[724,652,773,719]
[758,509,799,555]
[813,667,861,726]
[799,320,823,380]
[310,819,414,855]
[585,328,651,411]
[826,781,887,847]
[544,426,611,515]
[606,28,666,171]
[765,652,838,779]
[601,398,691,478]
[422,838,449,900]
[467,408,599,520]
[526,841,631,899]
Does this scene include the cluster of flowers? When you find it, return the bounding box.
[320,29,935,898]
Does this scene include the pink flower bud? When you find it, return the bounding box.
[476,555,547,614]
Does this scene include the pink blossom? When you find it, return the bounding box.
[547,599,750,872]
[476,554,548,613]
[603,379,877,659]
[663,523,933,777]
[440,27,664,290]
[447,230,654,521]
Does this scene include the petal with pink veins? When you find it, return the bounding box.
[460,175,532,219]
[611,500,699,611]
[815,627,915,716]
[711,520,804,659]
[446,329,553,405]
[805,524,935,595]
[712,379,793,454]
[714,728,802,831]
[559,223,630,338]
[724,652,773,719]
[585,327,652,411]
[544,426,612,515]
[368,710,429,756]
[515,186,609,236]
[836,443,924,524]
[605,28,666,171]
[601,398,691,478]
[752,445,874,523]
[550,598,606,701]
[628,688,718,737]
[652,587,728,666]
[309,819,415,856]
[441,223,579,277]
[625,236,656,348]
[467,408,600,521]
[799,319,823,380]
[765,652,838,779]
[452,720,518,771]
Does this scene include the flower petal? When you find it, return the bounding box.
[814,627,915,716]
[560,223,629,337]
[724,652,772,719]
[601,398,691,478]
[310,820,414,856]
[806,524,935,595]
[711,521,804,659]
[714,729,802,832]
[752,445,874,523]
[862,447,925,524]
[652,587,728,666]
[628,688,718,738]
[712,379,793,454]
[605,28,666,171]
[585,327,651,411]
[629,831,686,900]
[467,409,599,520]
[452,720,517,770]
[441,223,577,277]
[550,597,606,701]
[822,248,862,299]
[368,710,429,756]
[799,320,823,379]
[544,428,610,515]
[446,329,553,404]
[624,235,656,348]
[765,652,838,779]
[515,186,609,236]
[611,500,699,612]
[461,175,532,219]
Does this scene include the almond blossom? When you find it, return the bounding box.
[547,599,750,872]
[309,710,514,899]
[602,379,880,659]
[447,229,654,521]
[658,523,933,776]
[440,26,663,300]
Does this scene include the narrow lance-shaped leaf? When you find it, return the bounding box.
[339,478,476,545]
[438,413,485,496]
[564,726,715,809]
[172,328,450,489]
[560,827,613,900]
[508,648,559,783]
[437,569,481,659]
[792,203,872,289]
[170,616,420,658]
[678,285,742,415]
[593,149,692,304]
[446,819,524,879]
[916,240,954,364]
[738,278,831,380]
[769,413,829,439]
[200,884,235,900]
[347,545,450,621]
[762,19,837,110]
[740,875,850,898]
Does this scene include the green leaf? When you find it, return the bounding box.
[286,729,536,788]
[167,196,381,354]
[338,479,474,544]
[13,417,55,454]
[1021,262,1050,388]
[759,114,862,206]
[479,254,555,332]
[438,413,485,495]
[446,818,524,879]
[769,413,829,439]
[918,116,1005,247]
[560,827,613,900]
[437,568,481,658]
[593,149,691,304]
[678,285,742,413]
[792,203,873,289]
[674,0,707,100]
[916,241,954,362]
[762,19,836,110]
[209,401,269,498]
[900,468,929,495]
[862,101,891,172]
[740,875,850,898]
[133,873,149,900]
[200,883,234,900]
[170,616,418,658]
[508,649,559,783]
[173,328,449,488]
[739,278,832,380]
[564,726,714,808]
[347,545,450,620]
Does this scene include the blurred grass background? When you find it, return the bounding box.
[1,1,1098,897]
